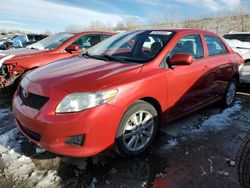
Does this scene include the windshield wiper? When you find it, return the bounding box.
[82,52,109,61]
[106,55,146,64]
[82,53,143,64]
[102,54,130,63]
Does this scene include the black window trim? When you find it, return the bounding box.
[101,34,113,41]
[204,34,229,57]
[168,33,205,62]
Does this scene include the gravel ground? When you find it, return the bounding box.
[0,89,250,188]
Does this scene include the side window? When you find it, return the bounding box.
[170,34,204,59]
[35,35,42,41]
[204,35,227,56]
[102,34,112,40]
[72,35,101,51]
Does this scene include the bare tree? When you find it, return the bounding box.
[88,21,112,31]
[65,24,86,32]
[115,17,141,31]
[44,30,53,35]
[231,4,248,32]
[149,6,182,28]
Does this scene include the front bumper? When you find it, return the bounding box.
[12,80,123,157]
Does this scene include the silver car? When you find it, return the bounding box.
[223,32,250,83]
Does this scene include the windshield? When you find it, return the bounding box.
[87,30,175,63]
[223,34,250,43]
[27,33,74,50]
[12,35,28,47]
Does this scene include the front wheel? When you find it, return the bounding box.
[222,78,237,108]
[114,100,159,157]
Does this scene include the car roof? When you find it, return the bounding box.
[225,32,250,35]
[70,31,116,35]
[130,28,217,35]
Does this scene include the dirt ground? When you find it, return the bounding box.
[0,88,250,188]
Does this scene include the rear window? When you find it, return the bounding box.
[223,34,250,43]
[205,35,227,56]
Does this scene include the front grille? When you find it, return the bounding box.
[20,87,49,110]
[17,120,41,142]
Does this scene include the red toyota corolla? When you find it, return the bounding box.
[12,29,244,157]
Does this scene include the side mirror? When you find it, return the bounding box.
[65,44,79,53]
[170,54,193,66]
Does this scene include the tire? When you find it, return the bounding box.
[236,132,250,188]
[222,78,237,108]
[114,100,159,157]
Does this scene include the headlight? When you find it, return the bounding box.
[55,89,118,113]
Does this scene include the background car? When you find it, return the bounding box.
[223,32,250,84]
[12,29,243,158]
[0,34,48,50]
[236,131,250,188]
[0,31,115,92]
[0,34,17,45]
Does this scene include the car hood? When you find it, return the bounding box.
[0,48,46,57]
[0,48,50,68]
[27,57,143,92]
[224,39,250,57]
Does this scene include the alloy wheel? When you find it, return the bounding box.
[123,110,154,152]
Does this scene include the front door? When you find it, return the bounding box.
[165,34,212,120]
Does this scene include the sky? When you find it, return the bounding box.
[0,0,249,33]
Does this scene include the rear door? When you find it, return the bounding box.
[166,34,212,119]
[203,34,233,98]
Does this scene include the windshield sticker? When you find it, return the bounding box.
[150,31,172,35]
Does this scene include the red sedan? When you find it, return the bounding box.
[0,31,114,90]
[12,29,244,157]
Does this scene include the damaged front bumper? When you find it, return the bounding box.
[0,61,24,90]
[0,54,22,89]
[0,64,22,89]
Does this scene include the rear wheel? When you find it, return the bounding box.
[114,100,159,157]
[222,78,237,108]
[236,132,250,188]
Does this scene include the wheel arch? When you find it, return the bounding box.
[139,97,162,115]
[232,72,240,84]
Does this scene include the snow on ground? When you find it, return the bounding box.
[0,108,16,136]
[161,102,242,151]
[163,138,178,151]
[0,112,61,187]
[0,101,245,186]
[198,103,241,132]
[0,109,10,120]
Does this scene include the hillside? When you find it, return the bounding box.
[144,14,250,35]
